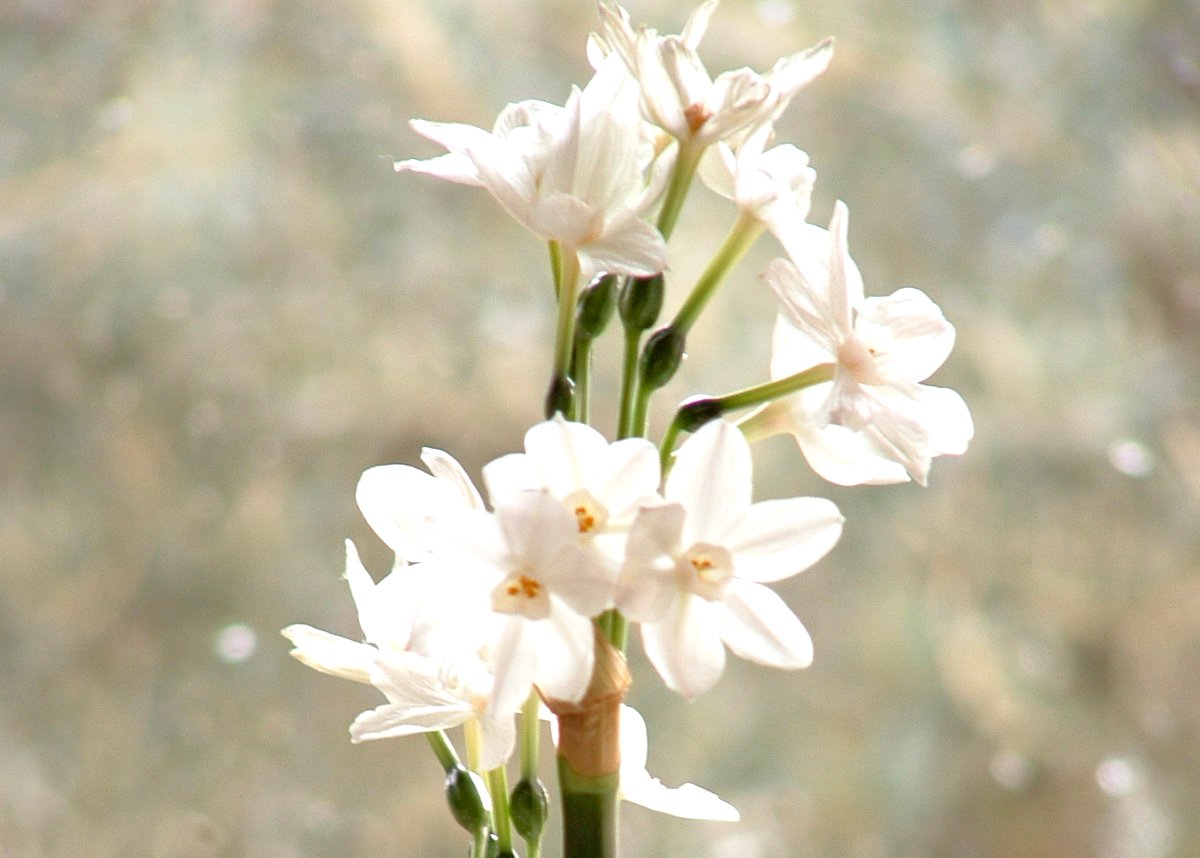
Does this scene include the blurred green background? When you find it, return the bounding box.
[3,0,1199,855]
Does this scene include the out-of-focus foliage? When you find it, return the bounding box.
[2,0,1198,855]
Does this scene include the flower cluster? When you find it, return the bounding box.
[285,2,971,852]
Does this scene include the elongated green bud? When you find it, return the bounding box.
[640,326,686,390]
[676,395,725,431]
[619,274,664,332]
[576,274,618,340]
[444,765,492,833]
[544,373,575,419]
[509,775,550,841]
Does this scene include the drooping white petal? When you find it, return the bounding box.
[577,214,670,279]
[617,705,740,821]
[726,497,843,583]
[666,420,752,545]
[281,625,375,684]
[349,700,474,743]
[918,385,975,456]
[788,418,913,486]
[420,448,486,510]
[716,579,813,669]
[640,594,726,698]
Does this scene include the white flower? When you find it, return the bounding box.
[351,650,515,771]
[459,489,617,716]
[395,56,667,283]
[762,201,974,485]
[698,124,815,237]
[482,416,661,569]
[617,420,843,698]
[597,2,832,149]
[282,544,515,769]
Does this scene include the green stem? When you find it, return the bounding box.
[572,337,592,426]
[520,689,541,780]
[485,765,514,856]
[671,210,764,335]
[616,326,642,439]
[470,827,489,858]
[655,141,704,241]
[558,760,620,858]
[426,729,460,773]
[659,363,838,475]
[548,240,564,302]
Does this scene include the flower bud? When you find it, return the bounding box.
[640,326,686,390]
[677,395,725,432]
[619,274,664,332]
[509,775,550,841]
[544,373,575,419]
[576,274,618,340]
[444,765,492,833]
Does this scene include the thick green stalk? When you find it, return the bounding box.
[558,761,620,858]
[572,339,592,426]
[485,764,514,856]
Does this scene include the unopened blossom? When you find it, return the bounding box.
[596,1,832,150]
[617,420,843,698]
[482,416,661,569]
[395,55,667,283]
[761,201,974,486]
[459,489,616,716]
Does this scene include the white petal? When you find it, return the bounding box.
[857,288,956,383]
[393,151,483,186]
[523,417,609,496]
[488,617,537,717]
[789,417,912,486]
[666,420,752,545]
[764,257,841,360]
[281,625,375,684]
[728,497,843,583]
[349,700,471,743]
[697,142,737,201]
[919,384,974,456]
[496,490,580,573]
[681,0,720,49]
[356,464,463,560]
[717,580,813,669]
[640,594,726,698]
[618,705,650,772]
[482,452,540,507]
[477,712,518,771]
[622,777,741,821]
[593,437,662,521]
[617,502,685,623]
[420,448,485,510]
[533,602,595,704]
[577,214,669,278]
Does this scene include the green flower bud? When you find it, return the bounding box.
[444,765,492,833]
[509,776,550,841]
[640,326,686,390]
[619,274,664,332]
[677,395,725,431]
[576,274,618,340]
[544,373,575,419]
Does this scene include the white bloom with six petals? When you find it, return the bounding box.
[617,420,843,698]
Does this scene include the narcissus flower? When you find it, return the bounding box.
[761,201,974,486]
[596,1,832,149]
[617,420,843,698]
[395,56,667,283]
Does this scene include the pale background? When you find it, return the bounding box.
[2,0,1199,856]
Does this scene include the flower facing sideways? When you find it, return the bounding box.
[759,200,974,486]
[617,420,844,698]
